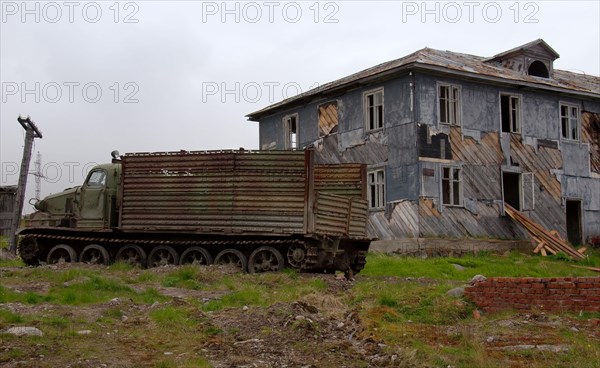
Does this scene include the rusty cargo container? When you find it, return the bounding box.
[18,149,371,274]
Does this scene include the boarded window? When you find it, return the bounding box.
[318,102,338,137]
[442,167,462,206]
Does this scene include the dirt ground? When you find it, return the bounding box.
[1,264,599,368]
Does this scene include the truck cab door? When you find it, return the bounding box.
[78,169,107,228]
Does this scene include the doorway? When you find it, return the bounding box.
[566,200,582,245]
[502,172,521,210]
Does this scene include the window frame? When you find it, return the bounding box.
[367,168,386,210]
[559,102,580,141]
[440,166,463,207]
[437,83,461,126]
[283,113,299,150]
[363,87,384,132]
[500,93,522,133]
[86,169,107,187]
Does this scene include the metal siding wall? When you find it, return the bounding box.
[120,151,307,234]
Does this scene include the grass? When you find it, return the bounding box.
[1,249,599,367]
[362,249,600,279]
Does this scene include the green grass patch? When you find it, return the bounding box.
[162,266,203,290]
[354,280,471,325]
[150,306,199,329]
[0,308,25,324]
[363,249,600,280]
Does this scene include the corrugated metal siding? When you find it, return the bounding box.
[314,192,369,238]
[314,192,351,237]
[315,164,365,198]
[120,151,307,234]
[349,199,369,238]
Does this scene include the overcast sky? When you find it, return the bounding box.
[1,0,599,212]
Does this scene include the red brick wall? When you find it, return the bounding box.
[464,277,600,313]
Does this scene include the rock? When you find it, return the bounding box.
[164,352,173,356]
[121,315,129,322]
[450,263,466,271]
[295,315,305,321]
[470,275,487,284]
[77,330,92,335]
[446,287,465,298]
[337,322,345,328]
[242,306,249,311]
[5,326,43,336]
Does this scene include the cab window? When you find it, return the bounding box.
[86,170,106,187]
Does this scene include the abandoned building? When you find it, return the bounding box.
[247,39,600,248]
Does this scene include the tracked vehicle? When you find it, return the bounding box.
[18,149,371,274]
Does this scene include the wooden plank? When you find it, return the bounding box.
[504,203,584,260]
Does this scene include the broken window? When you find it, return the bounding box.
[364,89,384,131]
[284,114,298,149]
[438,84,461,125]
[368,169,385,209]
[441,167,462,206]
[528,60,549,78]
[501,94,521,133]
[318,102,338,137]
[560,103,580,141]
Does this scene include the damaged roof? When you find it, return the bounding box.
[247,40,599,121]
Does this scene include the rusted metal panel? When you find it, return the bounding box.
[120,149,370,239]
[349,199,369,238]
[314,192,351,237]
[120,150,308,235]
[314,164,365,198]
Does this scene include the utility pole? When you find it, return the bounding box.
[8,116,43,254]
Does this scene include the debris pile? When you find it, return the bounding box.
[504,204,586,260]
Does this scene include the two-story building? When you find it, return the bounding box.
[247,40,600,250]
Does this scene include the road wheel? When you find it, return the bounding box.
[147,246,179,267]
[248,246,285,273]
[286,243,307,270]
[47,244,77,264]
[214,249,247,272]
[179,247,213,266]
[79,244,110,265]
[115,244,147,268]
